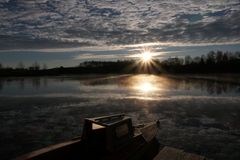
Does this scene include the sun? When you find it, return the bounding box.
[127,48,161,73]
[141,51,153,63]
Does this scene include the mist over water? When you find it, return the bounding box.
[0,74,240,160]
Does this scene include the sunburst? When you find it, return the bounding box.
[125,48,164,73]
[137,49,158,73]
[141,51,153,63]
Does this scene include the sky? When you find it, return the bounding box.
[0,0,240,68]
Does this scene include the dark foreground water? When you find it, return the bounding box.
[0,74,240,160]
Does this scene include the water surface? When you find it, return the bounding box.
[0,74,240,160]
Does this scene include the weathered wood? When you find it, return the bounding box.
[140,122,158,142]
[154,146,206,160]
[15,115,160,160]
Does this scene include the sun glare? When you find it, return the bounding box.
[138,82,156,93]
[127,48,161,73]
[141,51,153,63]
[126,75,168,100]
[132,75,158,93]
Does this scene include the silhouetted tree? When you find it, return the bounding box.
[42,64,48,70]
[200,55,206,65]
[222,52,229,63]
[216,51,223,64]
[16,62,25,69]
[236,52,240,59]
[206,51,216,64]
[184,55,192,65]
[29,61,40,71]
[193,56,201,64]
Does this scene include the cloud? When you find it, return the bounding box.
[0,0,240,50]
[0,35,95,50]
[73,53,128,60]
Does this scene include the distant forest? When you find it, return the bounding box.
[0,51,240,77]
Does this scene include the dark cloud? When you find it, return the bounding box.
[0,35,94,50]
[145,10,240,43]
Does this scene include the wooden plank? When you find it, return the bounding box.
[154,146,206,160]
[140,122,158,142]
[15,139,81,160]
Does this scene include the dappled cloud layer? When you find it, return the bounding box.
[0,0,240,49]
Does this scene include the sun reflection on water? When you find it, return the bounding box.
[135,82,157,93]
[82,74,169,100]
[127,74,166,99]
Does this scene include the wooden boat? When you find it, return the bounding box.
[16,114,160,160]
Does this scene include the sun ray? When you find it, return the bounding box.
[123,48,165,74]
[136,48,158,73]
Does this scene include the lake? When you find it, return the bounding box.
[0,74,240,160]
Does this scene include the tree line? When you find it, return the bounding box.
[0,61,47,70]
[161,51,240,73]
[0,51,239,76]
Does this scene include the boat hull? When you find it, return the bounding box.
[16,136,159,160]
